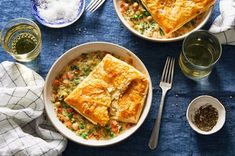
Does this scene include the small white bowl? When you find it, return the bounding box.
[44,42,153,146]
[31,0,85,28]
[186,95,226,135]
[113,0,212,42]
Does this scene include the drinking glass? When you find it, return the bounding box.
[0,18,42,62]
[179,30,222,80]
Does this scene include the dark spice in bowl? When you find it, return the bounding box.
[194,104,218,131]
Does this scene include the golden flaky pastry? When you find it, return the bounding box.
[65,54,149,126]
[140,0,216,34]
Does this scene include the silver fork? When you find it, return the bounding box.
[148,57,175,150]
[86,0,106,13]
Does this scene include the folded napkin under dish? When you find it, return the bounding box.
[209,0,235,45]
[0,61,67,156]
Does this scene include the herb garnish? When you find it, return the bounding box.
[143,10,150,16]
[70,65,79,70]
[159,28,164,36]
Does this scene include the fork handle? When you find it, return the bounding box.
[148,89,167,150]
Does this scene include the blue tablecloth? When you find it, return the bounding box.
[1,0,235,155]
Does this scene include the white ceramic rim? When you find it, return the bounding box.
[44,41,153,146]
[113,0,213,42]
[186,95,226,135]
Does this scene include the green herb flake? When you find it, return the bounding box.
[109,132,114,138]
[191,20,196,26]
[74,78,81,84]
[143,11,150,16]
[70,65,79,70]
[105,127,111,133]
[68,113,73,120]
[132,14,139,20]
[138,14,143,19]
[61,101,69,108]
[184,22,191,28]
[80,123,85,129]
[83,67,91,76]
[88,129,94,134]
[159,28,165,36]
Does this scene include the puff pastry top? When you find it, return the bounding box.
[65,54,149,126]
[140,0,215,34]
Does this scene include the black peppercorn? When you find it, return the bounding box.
[194,104,218,131]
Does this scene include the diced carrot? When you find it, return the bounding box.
[112,127,119,134]
[95,133,101,140]
[57,107,62,113]
[65,120,72,128]
[95,136,100,140]
[62,73,67,79]
[109,120,119,134]
[52,79,61,87]
[88,133,94,139]
[67,108,73,113]
[119,1,124,7]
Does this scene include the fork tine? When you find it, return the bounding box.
[166,58,171,83]
[161,57,170,82]
[90,0,105,12]
[160,57,168,82]
[170,58,175,84]
[87,0,101,12]
[162,57,170,82]
[165,57,171,83]
[86,0,96,10]
[167,58,173,83]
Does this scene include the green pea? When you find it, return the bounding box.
[143,11,150,16]
[80,132,88,139]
